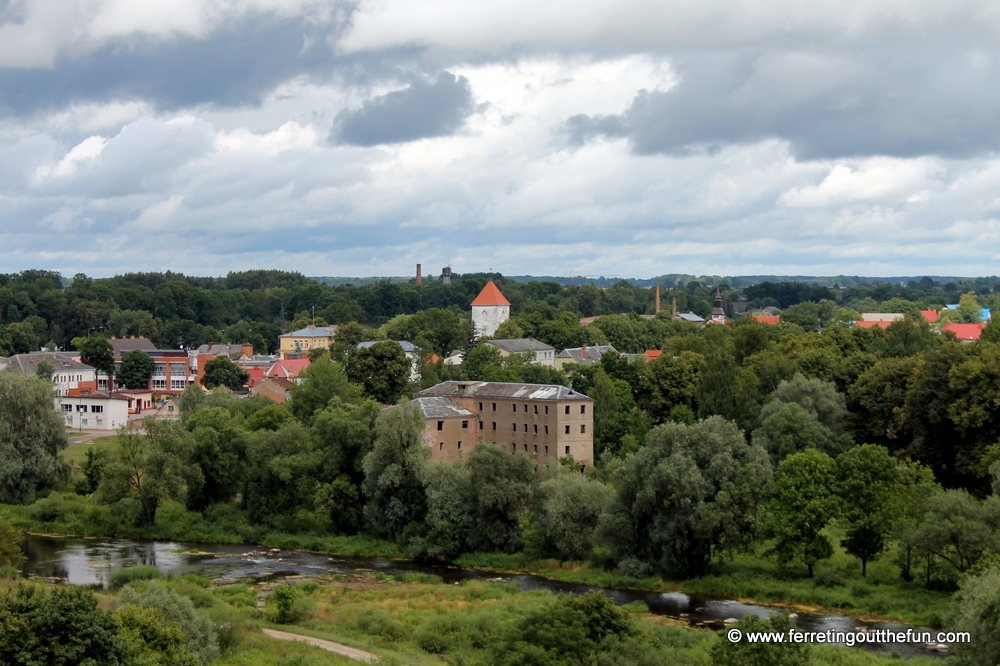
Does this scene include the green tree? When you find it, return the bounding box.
[245,404,295,431]
[835,444,898,576]
[362,404,430,540]
[465,442,536,552]
[118,350,154,390]
[184,407,249,510]
[0,584,128,666]
[948,564,1000,666]
[34,359,54,381]
[348,341,412,404]
[96,421,194,526]
[752,402,843,465]
[200,356,250,391]
[767,449,839,577]
[598,417,772,576]
[462,344,504,380]
[0,373,69,504]
[73,335,115,387]
[637,351,702,423]
[536,471,611,560]
[905,490,1000,578]
[289,355,361,425]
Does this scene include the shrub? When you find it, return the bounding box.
[617,558,653,579]
[813,570,846,588]
[399,572,443,585]
[352,609,411,642]
[109,565,164,590]
[268,584,314,624]
[119,581,220,664]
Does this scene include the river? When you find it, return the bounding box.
[21,534,948,660]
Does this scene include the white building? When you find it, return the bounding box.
[0,353,97,396]
[56,392,130,431]
[485,339,556,368]
[471,280,511,339]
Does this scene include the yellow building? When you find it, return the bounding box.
[278,325,338,359]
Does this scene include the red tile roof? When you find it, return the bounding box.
[855,321,894,329]
[470,280,511,306]
[920,310,940,323]
[266,358,311,379]
[754,316,781,326]
[244,367,266,387]
[644,350,663,362]
[944,323,986,341]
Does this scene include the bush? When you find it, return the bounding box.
[352,609,411,642]
[268,584,315,624]
[617,558,653,579]
[813,570,846,588]
[109,565,164,590]
[399,572,443,585]
[119,581,220,663]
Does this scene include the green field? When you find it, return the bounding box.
[61,436,118,471]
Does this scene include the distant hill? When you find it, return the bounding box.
[312,274,987,288]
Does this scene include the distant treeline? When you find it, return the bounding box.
[2,268,1000,357]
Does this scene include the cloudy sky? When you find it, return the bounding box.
[2,0,1000,279]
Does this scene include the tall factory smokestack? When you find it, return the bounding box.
[655,285,661,313]
[672,297,678,318]
[416,264,422,286]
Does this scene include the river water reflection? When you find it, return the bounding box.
[22,535,946,660]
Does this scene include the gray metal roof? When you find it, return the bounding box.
[3,353,94,373]
[412,396,476,419]
[418,381,591,401]
[485,338,555,353]
[357,340,420,353]
[280,326,338,338]
[676,313,705,323]
[555,345,618,364]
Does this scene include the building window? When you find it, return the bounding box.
[533,424,538,434]
[439,442,444,451]
[513,423,517,431]
[152,379,166,390]
[565,405,570,414]
[581,425,586,433]
[492,422,497,431]
[458,441,463,450]
[76,405,87,412]
[479,402,483,410]
[565,446,570,455]
[545,446,549,454]
[437,421,444,431]
[512,404,517,412]
[533,445,538,453]
[581,405,586,414]
[492,403,496,411]
[545,405,549,415]
[479,421,484,430]
[61,404,72,412]
[545,425,549,434]
[524,404,528,412]
[168,405,175,412]
[524,444,528,451]
[171,379,186,390]
[534,405,538,414]
[512,444,516,452]
[462,420,468,429]
[90,405,103,413]
[565,425,570,434]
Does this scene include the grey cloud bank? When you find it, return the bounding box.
[0,0,999,279]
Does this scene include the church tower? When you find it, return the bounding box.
[471,280,511,338]
[710,287,727,324]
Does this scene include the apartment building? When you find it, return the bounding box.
[415,381,594,467]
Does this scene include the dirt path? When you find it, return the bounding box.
[261,628,377,662]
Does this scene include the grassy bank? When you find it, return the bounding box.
[3,493,950,627]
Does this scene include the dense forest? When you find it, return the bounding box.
[6,268,1000,663]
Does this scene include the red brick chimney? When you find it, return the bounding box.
[416,263,422,286]
[655,285,661,313]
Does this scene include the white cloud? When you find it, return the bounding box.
[777,157,946,208]
[35,134,107,179]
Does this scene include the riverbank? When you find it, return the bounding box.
[3,499,952,628]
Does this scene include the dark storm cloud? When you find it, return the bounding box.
[0,13,422,115]
[567,50,1000,159]
[333,71,474,146]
